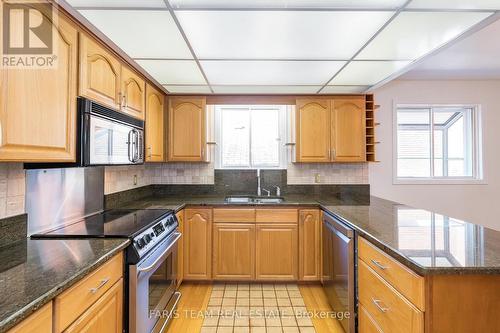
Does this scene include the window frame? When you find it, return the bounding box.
[393,103,484,185]
[214,105,288,170]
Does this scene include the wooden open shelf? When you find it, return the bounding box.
[365,94,379,162]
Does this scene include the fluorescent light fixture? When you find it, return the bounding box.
[164,85,212,93]
[170,0,406,9]
[136,60,207,85]
[211,85,322,94]
[330,61,410,85]
[68,0,166,8]
[408,0,500,10]
[320,85,370,93]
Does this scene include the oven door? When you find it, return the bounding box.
[129,232,181,333]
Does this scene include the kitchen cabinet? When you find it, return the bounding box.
[213,223,255,280]
[121,65,145,120]
[63,279,123,333]
[295,99,331,162]
[0,12,78,162]
[298,209,321,281]
[255,223,298,281]
[79,34,121,110]
[7,302,52,333]
[295,97,366,162]
[145,84,165,162]
[183,208,212,280]
[168,97,207,162]
[176,210,184,288]
[331,98,366,162]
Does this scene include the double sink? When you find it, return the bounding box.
[225,196,285,204]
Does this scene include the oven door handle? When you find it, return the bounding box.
[136,232,181,274]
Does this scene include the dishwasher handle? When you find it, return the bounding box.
[323,213,353,238]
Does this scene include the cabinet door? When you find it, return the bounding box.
[121,66,145,120]
[256,224,298,281]
[7,302,52,333]
[79,34,121,110]
[168,97,206,162]
[213,223,255,280]
[299,209,321,281]
[145,84,165,162]
[331,98,366,162]
[296,99,331,162]
[184,208,212,280]
[176,210,184,288]
[0,12,77,162]
[63,279,123,333]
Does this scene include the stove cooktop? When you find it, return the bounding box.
[31,209,173,239]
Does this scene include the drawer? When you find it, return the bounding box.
[358,304,383,333]
[8,302,52,333]
[54,252,124,332]
[213,208,255,222]
[358,237,425,310]
[256,208,298,223]
[359,260,424,333]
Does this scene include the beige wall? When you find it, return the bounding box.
[370,79,500,230]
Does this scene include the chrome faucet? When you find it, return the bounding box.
[257,169,261,196]
[274,186,281,197]
[262,188,271,197]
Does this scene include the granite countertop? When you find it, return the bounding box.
[117,193,500,276]
[0,238,129,333]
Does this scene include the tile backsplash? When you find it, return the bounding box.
[287,162,368,184]
[0,163,26,219]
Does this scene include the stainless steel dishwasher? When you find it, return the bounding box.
[322,212,356,333]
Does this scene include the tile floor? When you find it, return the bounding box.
[200,283,317,333]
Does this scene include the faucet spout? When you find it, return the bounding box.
[256,169,261,196]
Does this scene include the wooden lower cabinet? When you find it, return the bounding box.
[176,210,184,288]
[183,208,212,280]
[63,279,123,333]
[213,223,255,280]
[255,223,298,281]
[298,209,321,281]
[7,302,52,333]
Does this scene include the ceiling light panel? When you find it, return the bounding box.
[170,0,406,9]
[135,60,207,85]
[176,11,394,59]
[200,60,346,85]
[408,0,500,10]
[320,85,370,93]
[164,85,213,93]
[67,0,166,8]
[357,11,493,60]
[211,85,322,94]
[330,61,410,85]
[79,10,192,58]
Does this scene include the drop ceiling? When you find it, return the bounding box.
[67,0,499,94]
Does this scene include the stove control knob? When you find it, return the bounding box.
[136,238,145,249]
[144,234,152,243]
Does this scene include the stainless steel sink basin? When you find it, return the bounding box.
[225,196,284,204]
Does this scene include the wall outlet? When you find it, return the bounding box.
[315,173,321,183]
[133,174,138,186]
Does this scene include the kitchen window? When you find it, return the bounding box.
[394,105,482,183]
[214,105,287,169]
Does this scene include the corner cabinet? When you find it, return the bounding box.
[183,208,212,280]
[295,97,366,163]
[0,12,78,162]
[145,84,165,162]
[168,97,207,162]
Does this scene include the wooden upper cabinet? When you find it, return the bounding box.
[79,34,121,110]
[0,12,78,162]
[331,98,366,162]
[121,66,145,120]
[299,209,321,281]
[168,97,207,162]
[296,99,331,162]
[183,208,212,280]
[145,84,165,162]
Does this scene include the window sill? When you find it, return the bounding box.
[393,178,487,185]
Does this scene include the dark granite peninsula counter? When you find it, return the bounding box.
[0,238,129,333]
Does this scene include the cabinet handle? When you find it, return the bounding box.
[201,147,205,159]
[328,149,331,159]
[118,92,122,108]
[371,259,388,270]
[123,94,127,108]
[331,148,336,160]
[372,298,389,313]
[148,147,152,158]
[89,277,110,294]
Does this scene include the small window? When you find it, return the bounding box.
[215,105,287,169]
[395,105,482,182]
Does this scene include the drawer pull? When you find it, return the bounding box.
[371,259,389,270]
[89,277,110,294]
[372,298,389,313]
